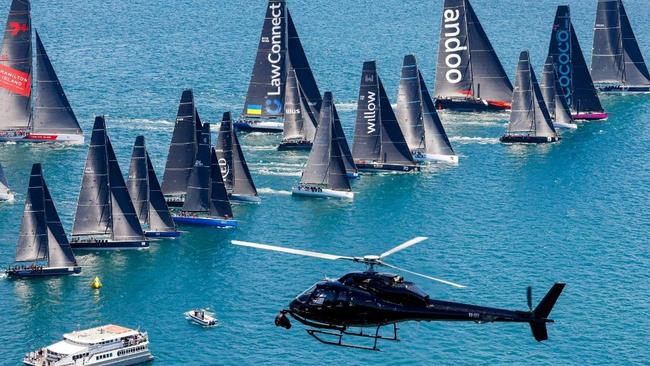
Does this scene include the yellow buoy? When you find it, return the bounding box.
[91,276,102,289]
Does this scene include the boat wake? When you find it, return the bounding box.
[255,167,302,177]
[257,187,292,196]
[243,145,278,152]
[449,136,500,145]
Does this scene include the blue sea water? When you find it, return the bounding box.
[0,0,649,364]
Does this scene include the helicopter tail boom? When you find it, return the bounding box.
[529,283,566,341]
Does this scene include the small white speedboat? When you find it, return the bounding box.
[185,309,218,327]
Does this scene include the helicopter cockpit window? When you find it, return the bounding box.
[310,288,338,306]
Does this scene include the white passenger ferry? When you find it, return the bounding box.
[23,324,153,366]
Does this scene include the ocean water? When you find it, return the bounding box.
[1,0,649,364]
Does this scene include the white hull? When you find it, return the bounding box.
[0,132,84,144]
[230,194,262,203]
[0,192,14,201]
[292,187,354,199]
[416,154,459,165]
[553,121,578,130]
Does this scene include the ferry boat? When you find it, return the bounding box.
[23,324,153,366]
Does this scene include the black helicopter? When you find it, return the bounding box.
[232,237,565,351]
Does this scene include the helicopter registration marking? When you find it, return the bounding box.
[468,312,480,319]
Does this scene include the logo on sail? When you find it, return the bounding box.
[442,9,467,85]
[0,64,31,97]
[555,18,572,107]
[363,91,377,134]
[265,2,283,115]
[218,158,230,179]
[8,22,28,37]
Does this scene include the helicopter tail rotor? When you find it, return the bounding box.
[528,283,566,341]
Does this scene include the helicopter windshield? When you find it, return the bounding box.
[310,288,338,306]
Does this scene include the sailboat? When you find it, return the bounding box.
[591,0,650,93]
[352,61,418,172]
[396,55,458,164]
[214,112,260,203]
[6,163,81,277]
[433,0,513,112]
[173,123,237,227]
[278,66,318,150]
[547,5,608,121]
[71,116,149,250]
[236,0,322,133]
[293,92,353,199]
[161,89,201,207]
[127,136,181,238]
[0,162,14,201]
[540,56,578,130]
[0,1,83,144]
[501,51,560,144]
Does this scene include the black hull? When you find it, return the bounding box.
[435,98,510,112]
[500,135,560,144]
[166,200,184,208]
[355,162,420,172]
[233,120,283,133]
[596,85,650,93]
[70,240,149,250]
[278,141,312,151]
[6,266,81,278]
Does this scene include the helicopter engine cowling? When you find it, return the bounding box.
[275,311,292,329]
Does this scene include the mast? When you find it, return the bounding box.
[15,163,47,263]
[127,136,149,226]
[42,168,76,267]
[32,31,82,135]
[243,0,287,119]
[0,0,32,130]
[419,71,455,157]
[161,89,198,196]
[592,0,650,86]
[182,122,211,212]
[72,116,110,237]
[209,148,234,219]
[396,54,425,152]
[506,51,557,138]
[434,0,512,103]
[145,151,176,232]
[548,5,603,114]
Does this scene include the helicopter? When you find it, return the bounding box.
[232,237,565,351]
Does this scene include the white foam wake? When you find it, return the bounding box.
[257,187,292,195]
[449,136,500,145]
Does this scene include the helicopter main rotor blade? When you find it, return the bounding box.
[232,240,355,261]
[379,237,429,259]
[380,262,466,289]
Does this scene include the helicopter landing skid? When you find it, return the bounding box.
[306,323,399,351]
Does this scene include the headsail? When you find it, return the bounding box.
[300,92,350,191]
[243,0,287,119]
[209,148,234,219]
[506,51,557,138]
[0,162,10,195]
[15,163,47,263]
[72,116,110,236]
[0,0,31,130]
[396,55,424,152]
[32,31,82,135]
[162,89,198,196]
[419,70,455,157]
[42,169,76,267]
[434,0,512,104]
[215,112,258,197]
[127,136,149,226]
[331,102,357,175]
[548,6,603,114]
[145,151,176,232]
[182,122,211,213]
[106,138,145,241]
[541,56,573,125]
[591,0,650,86]
[287,10,322,113]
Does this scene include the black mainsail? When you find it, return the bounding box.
[434,0,513,110]
[182,122,211,213]
[209,148,234,219]
[540,56,574,127]
[300,92,350,192]
[32,31,82,136]
[42,166,76,267]
[0,0,31,130]
[215,112,258,199]
[352,61,416,170]
[591,0,650,89]
[162,89,198,196]
[548,6,605,118]
[502,51,558,142]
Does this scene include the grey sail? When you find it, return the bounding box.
[0,0,31,130]
[162,89,197,196]
[592,0,650,85]
[419,71,455,156]
[541,56,573,124]
[331,103,357,175]
[301,92,350,191]
[127,136,149,226]
[42,171,76,267]
[216,112,258,197]
[106,138,145,241]
[15,163,47,263]
[352,61,382,161]
[282,67,304,139]
[506,51,557,138]
[209,148,233,219]
[287,10,322,113]
[396,55,425,152]
[72,116,110,236]
[32,31,82,135]
[243,0,287,119]
[182,123,211,212]
[145,151,176,232]
[548,6,603,114]
[377,72,415,165]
